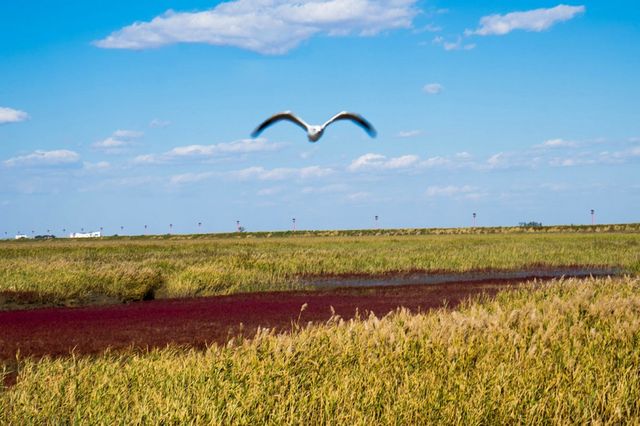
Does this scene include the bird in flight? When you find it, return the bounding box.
[251,111,376,142]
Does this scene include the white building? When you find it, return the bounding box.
[69,231,102,238]
[15,234,29,240]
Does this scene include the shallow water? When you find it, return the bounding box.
[306,266,623,289]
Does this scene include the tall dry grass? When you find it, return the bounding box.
[1,232,639,306]
[2,276,640,423]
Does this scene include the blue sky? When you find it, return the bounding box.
[1,1,639,236]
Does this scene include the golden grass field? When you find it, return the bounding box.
[2,276,640,423]
[1,225,639,307]
[1,226,640,423]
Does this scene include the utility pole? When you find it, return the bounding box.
[591,209,595,226]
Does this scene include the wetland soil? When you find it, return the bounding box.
[3,279,540,362]
[0,267,622,362]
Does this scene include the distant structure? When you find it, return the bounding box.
[70,231,101,238]
[591,209,595,225]
[15,234,29,240]
[472,212,477,227]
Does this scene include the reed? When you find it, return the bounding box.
[1,230,639,307]
[2,276,639,423]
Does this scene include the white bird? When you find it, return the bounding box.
[251,111,377,142]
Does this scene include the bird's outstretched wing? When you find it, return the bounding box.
[251,111,309,137]
[322,112,377,138]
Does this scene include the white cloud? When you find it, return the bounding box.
[113,129,144,138]
[421,156,451,168]
[93,137,128,149]
[95,0,419,55]
[349,152,479,172]
[230,165,333,181]
[83,176,160,192]
[348,153,386,171]
[348,153,419,171]
[346,191,371,201]
[4,150,80,167]
[385,155,420,169]
[413,23,442,33]
[546,145,640,168]
[432,36,475,51]
[0,107,29,124]
[425,184,477,198]
[135,138,285,164]
[467,4,585,36]
[423,83,444,94]
[535,138,579,149]
[302,183,349,194]
[257,186,284,196]
[169,172,216,185]
[94,129,143,152]
[396,129,422,138]
[347,140,640,177]
[83,161,111,171]
[486,152,508,169]
[149,119,171,128]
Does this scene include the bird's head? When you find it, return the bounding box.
[307,126,323,142]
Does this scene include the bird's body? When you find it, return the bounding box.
[252,111,376,142]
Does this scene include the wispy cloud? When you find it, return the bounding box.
[4,150,80,167]
[432,36,475,51]
[346,191,372,202]
[83,161,111,171]
[0,107,29,124]
[396,129,422,138]
[348,153,420,171]
[93,129,143,153]
[95,0,419,55]
[257,186,284,196]
[466,4,585,37]
[229,165,333,181]
[149,119,171,128]
[80,176,161,192]
[534,138,579,149]
[425,184,484,199]
[169,172,216,185]
[301,183,349,194]
[423,83,444,94]
[549,146,640,167]
[134,138,285,164]
[413,23,442,33]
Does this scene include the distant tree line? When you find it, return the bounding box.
[518,221,543,227]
